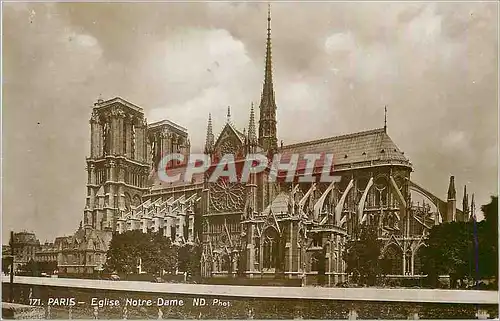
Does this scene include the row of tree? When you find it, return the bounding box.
[344,196,498,288]
[422,196,498,288]
[105,230,201,277]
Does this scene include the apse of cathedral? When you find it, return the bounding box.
[60,7,473,281]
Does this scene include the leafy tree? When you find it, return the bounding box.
[480,196,498,285]
[143,233,178,275]
[105,231,179,275]
[421,222,471,288]
[344,225,382,285]
[105,230,144,273]
[38,261,57,274]
[178,243,201,277]
[20,259,40,276]
[2,256,12,274]
[482,196,498,229]
[422,197,498,289]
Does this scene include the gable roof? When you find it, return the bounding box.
[214,122,246,148]
[281,128,410,169]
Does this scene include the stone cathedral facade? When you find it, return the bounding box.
[57,8,473,283]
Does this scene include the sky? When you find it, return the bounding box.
[2,2,498,243]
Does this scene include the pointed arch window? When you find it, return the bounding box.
[103,122,110,156]
[262,228,279,270]
[123,122,127,156]
[131,124,136,159]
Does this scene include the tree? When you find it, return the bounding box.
[19,259,40,276]
[421,222,471,288]
[344,225,381,285]
[105,231,179,275]
[105,231,145,273]
[142,233,178,275]
[480,196,498,285]
[178,243,202,277]
[482,196,498,229]
[2,254,12,274]
[421,196,498,289]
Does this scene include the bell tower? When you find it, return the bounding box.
[84,97,150,231]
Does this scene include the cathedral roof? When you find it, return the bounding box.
[281,128,410,169]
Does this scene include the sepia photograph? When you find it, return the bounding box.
[2,1,499,319]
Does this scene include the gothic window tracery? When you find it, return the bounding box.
[103,122,110,156]
[209,179,245,212]
[131,124,136,159]
[219,138,239,155]
[133,195,142,207]
[124,193,132,211]
[311,254,319,272]
[381,244,403,275]
[262,228,279,270]
[123,122,127,156]
[374,177,388,207]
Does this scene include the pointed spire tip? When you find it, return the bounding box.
[384,105,387,132]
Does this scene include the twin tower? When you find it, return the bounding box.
[84,98,190,231]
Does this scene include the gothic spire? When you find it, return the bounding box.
[204,113,214,154]
[248,102,257,144]
[447,175,456,200]
[470,193,476,221]
[263,3,274,103]
[463,185,469,217]
[258,3,278,152]
[227,106,231,124]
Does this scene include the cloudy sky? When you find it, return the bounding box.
[3,2,498,243]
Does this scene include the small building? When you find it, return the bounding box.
[11,232,40,271]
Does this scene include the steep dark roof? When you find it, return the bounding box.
[281,128,410,168]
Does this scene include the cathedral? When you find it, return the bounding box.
[57,7,474,284]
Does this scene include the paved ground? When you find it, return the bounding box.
[2,276,498,304]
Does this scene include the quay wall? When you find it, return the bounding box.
[2,276,498,319]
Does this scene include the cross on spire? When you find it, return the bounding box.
[227,106,231,124]
[384,105,387,132]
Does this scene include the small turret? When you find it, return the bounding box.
[248,103,258,146]
[447,176,456,200]
[470,193,476,222]
[462,185,469,222]
[204,113,214,155]
[446,175,456,222]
